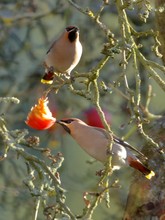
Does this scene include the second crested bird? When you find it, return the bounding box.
[41,26,82,84]
[56,118,155,179]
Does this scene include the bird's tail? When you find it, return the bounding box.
[127,156,155,179]
[41,71,54,84]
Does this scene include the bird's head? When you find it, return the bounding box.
[56,118,85,134]
[65,26,79,42]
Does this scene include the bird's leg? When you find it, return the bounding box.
[54,72,72,84]
[70,75,75,84]
[53,73,65,84]
[60,72,70,81]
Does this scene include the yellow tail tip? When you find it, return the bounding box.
[145,170,155,179]
[41,79,53,84]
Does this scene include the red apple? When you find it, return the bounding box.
[26,97,56,130]
[83,107,111,128]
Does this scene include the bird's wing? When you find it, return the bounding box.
[92,126,110,140]
[93,126,146,158]
[113,136,146,159]
[46,41,56,54]
[94,127,147,159]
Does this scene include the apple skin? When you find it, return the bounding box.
[83,107,111,128]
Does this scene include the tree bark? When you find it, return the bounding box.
[123,117,165,220]
[155,0,165,65]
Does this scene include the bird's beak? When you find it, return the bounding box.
[56,120,67,126]
[56,120,71,134]
[56,120,62,124]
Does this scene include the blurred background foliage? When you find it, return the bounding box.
[0,0,165,219]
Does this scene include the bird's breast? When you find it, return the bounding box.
[45,39,82,74]
[71,127,109,162]
[71,126,127,166]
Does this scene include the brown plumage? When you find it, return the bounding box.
[41,26,82,84]
[56,118,155,179]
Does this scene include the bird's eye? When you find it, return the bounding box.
[62,119,74,124]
